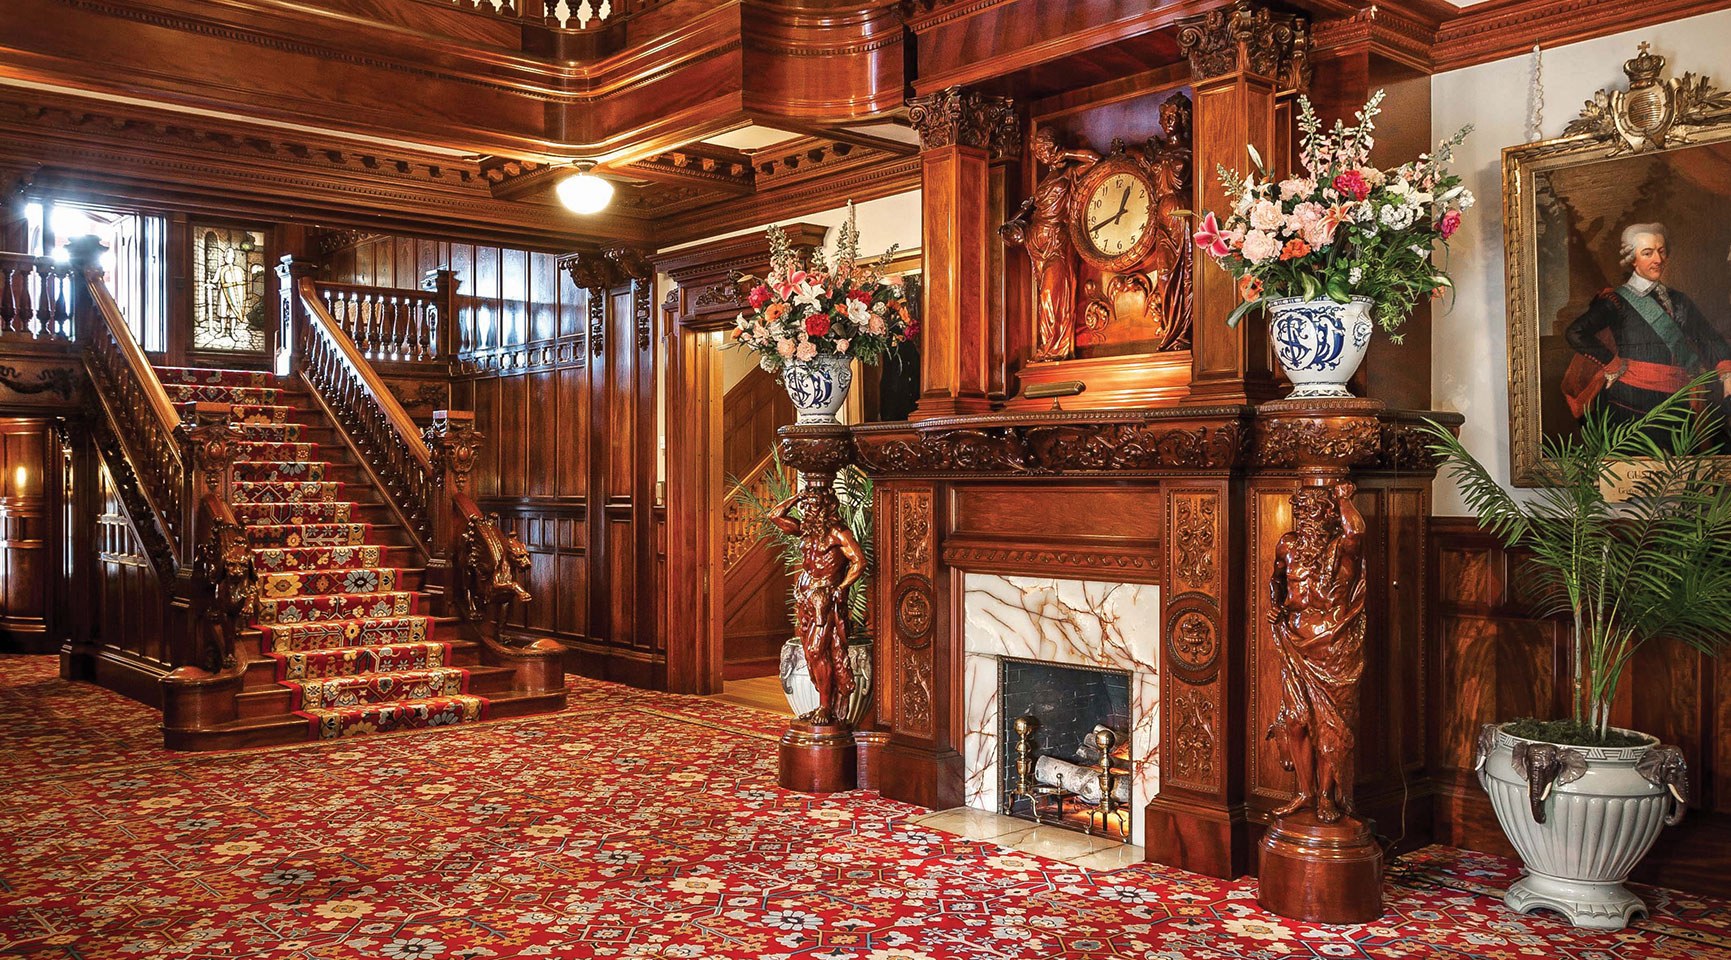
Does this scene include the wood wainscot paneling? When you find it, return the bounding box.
[1428,515,1731,899]
[0,418,58,651]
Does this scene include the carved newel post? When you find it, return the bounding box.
[1256,398,1384,924]
[773,423,866,793]
[423,409,481,612]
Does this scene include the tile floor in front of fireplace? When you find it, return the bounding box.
[910,806,1147,872]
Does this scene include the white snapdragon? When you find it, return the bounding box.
[1348,266,1364,285]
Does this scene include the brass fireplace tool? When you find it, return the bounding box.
[1005,714,1044,820]
[1088,727,1131,838]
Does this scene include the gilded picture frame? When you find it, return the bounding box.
[1503,44,1731,485]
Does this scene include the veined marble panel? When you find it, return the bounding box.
[961,574,1161,846]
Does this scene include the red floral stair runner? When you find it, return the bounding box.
[158,366,490,740]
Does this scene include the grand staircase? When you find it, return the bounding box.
[154,365,565,748]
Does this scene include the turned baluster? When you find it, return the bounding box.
[422,268,457,360]
[0,263,19,336]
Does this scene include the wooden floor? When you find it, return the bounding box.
[708,675,792,715]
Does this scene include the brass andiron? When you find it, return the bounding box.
[1005,714,1042,820]
[1089,727,1131,838]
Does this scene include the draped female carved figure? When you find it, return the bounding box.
[768,484,867,725]
[1001,128,1100,361]
[1266,481,1367,824]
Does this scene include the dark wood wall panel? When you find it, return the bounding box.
[325,233,661,685]
[1429,516,1731,898]
[0,419,53,649]
[95,463,166,668]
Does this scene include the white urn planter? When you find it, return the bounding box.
[1266,295,1376,399]
[782,354,854,424]
[1475,723,1690,930]
[779,638,872,725]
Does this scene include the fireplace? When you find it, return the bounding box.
[961,573,1160,846]
[999,657,1133,839]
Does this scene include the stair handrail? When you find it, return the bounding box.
[71,239,191,567]
[286,268,437,550]
[723,448,787,571]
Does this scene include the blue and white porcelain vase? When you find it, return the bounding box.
[782,353,855,424]
[1266,295,1376,400]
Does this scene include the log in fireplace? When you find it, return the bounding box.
[999,657,1133,840]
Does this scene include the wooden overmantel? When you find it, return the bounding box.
[800,401,1460,878]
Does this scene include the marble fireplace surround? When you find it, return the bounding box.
[962,573,1160,846]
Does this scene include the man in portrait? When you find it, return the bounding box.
[1562,222,1731,429]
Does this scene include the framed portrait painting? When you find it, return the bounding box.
[1504,45,1731,485]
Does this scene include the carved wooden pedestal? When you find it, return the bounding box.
[773,424,864,794]
[1257,811,1384,924]
[1254,397,1387,923]
[780,721,860,793]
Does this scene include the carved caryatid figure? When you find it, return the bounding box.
[768,483,867,725]
[1001,128,1100,361]
[1267,482,1367,824]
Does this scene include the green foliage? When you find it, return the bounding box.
[726,451,875,637]
[1425,377,1731,743]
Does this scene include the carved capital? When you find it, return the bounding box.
[423,409,483,493]
[1177,0,1310,89]
[907,87,1021,158]
[777,424,855,477]
[1254,403,1382,472]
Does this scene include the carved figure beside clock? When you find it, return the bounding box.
[1003,91,1193,370]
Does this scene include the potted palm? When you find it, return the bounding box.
[1425,379,1731,929]
[728,452,875,723]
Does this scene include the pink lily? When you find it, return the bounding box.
[1194,212,1231,259]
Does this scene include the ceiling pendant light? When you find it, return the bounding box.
[557,161,614,214]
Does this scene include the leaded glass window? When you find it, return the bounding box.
[192,226,267,352]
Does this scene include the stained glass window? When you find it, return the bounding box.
[192,226,268,352]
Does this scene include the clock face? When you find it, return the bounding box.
[1082,171,1152,262]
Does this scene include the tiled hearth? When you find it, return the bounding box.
[962,574,1160,846]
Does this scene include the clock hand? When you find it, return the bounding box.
[1089,207,1131,232]
[1115,186,1131,218]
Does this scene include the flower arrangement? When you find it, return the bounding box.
[731,203,918,376]
[1194,91,1474,341]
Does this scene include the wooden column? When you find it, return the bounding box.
[906,87,1020,421]
[1177,1,1310,406]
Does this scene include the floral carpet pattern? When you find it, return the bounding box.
[2,655,1728,959]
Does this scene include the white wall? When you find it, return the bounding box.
[1430,10,1731,514]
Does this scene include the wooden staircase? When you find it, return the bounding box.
[152,367,565,749]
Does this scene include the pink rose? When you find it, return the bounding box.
[1240,230,1279,264]
[795,339,818,362]
[748,285,772,309]
[776,338,795,358]
[1438,209,1462,239]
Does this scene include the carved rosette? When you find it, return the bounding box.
[906,87,1021,159]
[1176,0,1310,89]
[423,412,483,494]
[1163,486,1225,792]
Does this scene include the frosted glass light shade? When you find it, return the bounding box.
[557,169,614,214]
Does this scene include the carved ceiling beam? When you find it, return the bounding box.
[1177,0,1313,91]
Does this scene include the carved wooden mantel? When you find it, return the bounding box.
[814,401,1460,880]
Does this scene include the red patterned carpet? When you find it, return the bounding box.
[2,654,1728,959]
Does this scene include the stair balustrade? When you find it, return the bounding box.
[0,253,76,340]
[313,276,452,364]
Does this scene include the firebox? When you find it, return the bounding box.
[998,656,1133,841]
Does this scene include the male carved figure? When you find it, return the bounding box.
[1267,482,1367,824]
[1001,128,1100,361]
[768,484,867,725]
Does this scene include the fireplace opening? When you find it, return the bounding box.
[998,656,1133,841]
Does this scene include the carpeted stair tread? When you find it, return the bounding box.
[166,383,282,405]
[234,480,344,502]
[235,460,328,482]
[268,641,453,681]
[298,694,490,739]
[259,567,404,597]
[252,545,388,572]
[282,667,471,710]
[260,615,433,651]
[233,422,305,442]
[236,502,356,525]
[246,522,370,547]
[255,591,418,624]
[236,441,318,461]
[155,366,273,388]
